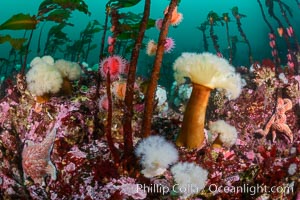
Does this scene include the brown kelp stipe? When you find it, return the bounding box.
[142,0,179,138]
[123,0,151,160]
[176,83,212,149]
[106,71,120,164]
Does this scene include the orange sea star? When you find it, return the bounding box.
[22,126,57,186]
[256,97,293,143]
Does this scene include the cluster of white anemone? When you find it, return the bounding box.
[135,135,178,178]
[135,135,209,199]
[26,55,81,96]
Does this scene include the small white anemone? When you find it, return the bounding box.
[171,162,208,199]
[146,40,157,56]
[156,86,167,106]
[288,163,297,175]
[82,61,89,68]
[209,120,238,148]
[135,135,178,178]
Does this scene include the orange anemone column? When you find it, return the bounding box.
[176,83,212,149]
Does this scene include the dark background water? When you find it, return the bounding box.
[0,0,299,87]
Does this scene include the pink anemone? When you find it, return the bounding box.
[99,55,126,80]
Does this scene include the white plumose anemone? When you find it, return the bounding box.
[30,55,54,68]
[54,59,81,81]
[209,120,238,148]
[26,56,63,96]
[173,52,242,99]
[135,135,178,178]
[171,162,208,199]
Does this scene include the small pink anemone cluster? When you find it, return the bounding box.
[146,5,183,56]
[146,37,175,56]
[155,6,183,30]
[98,55,127,111]
[99,80,140,111]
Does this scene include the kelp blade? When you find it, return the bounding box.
[0,13,37,30]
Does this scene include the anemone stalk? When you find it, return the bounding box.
[176,83,211,148]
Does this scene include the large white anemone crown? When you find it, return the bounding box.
[173,52,242,99]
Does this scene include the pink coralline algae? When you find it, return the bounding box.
[255,97,293,143]
[120,183,147,199]
[22,126,57,186]
[100,177,147,199]
[0,101,11,125]
[0,130,17,152]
